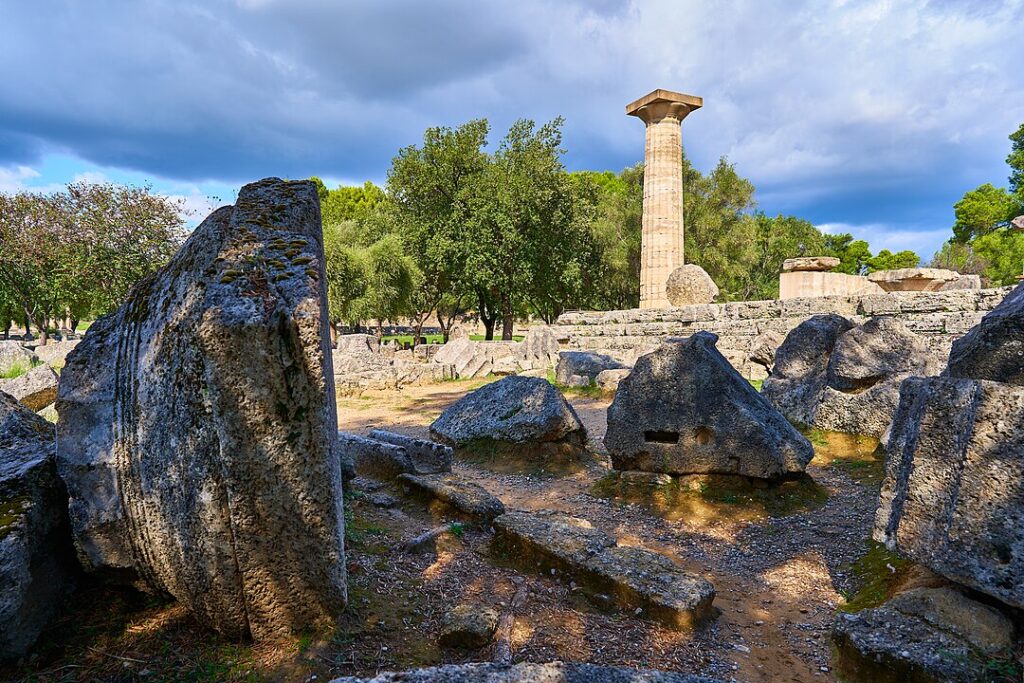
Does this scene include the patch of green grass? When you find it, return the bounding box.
[0,359,40,379]
[545,371,608,398]
[449,522,466,538]
[804,428,886,485]
[839,541,912,612]
[748,378,763,392]
[382,334,445,346]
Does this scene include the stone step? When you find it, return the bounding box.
[491,510,714,630]
[397,473,505,521]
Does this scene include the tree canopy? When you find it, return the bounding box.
[0,183,185,342]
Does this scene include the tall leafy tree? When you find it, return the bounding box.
[866,249,920,272]
[387,119,489,342]
[824,233,873,275]
[745,213,827,299]
[952,183,1017,243]
[972,228,1024,286]
[465,117,597,338]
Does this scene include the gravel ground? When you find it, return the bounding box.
[332,384,885,683]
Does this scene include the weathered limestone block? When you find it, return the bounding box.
[0,364,58,411]
[947,281,1024,385]
[665,264,719,307]
[492,511,714,630]
[782,256,841,272]
[875,376,1024,608]
[339,431,416,480]
[430,376,586,465]
[939,273,981,291]
[438,605,499,649]
[0,392,76,659]
[368,429,452,474]
[432,337,478,377]
[779,272,884,300]
[0,341,35,375]
[868,267,960,292]
[555,350,627,385]
[516,326,560,369]
[331,662,723,683]
[764,316,941,436]
[55,178,346,639]
[31,340,79,368]
[595,368,631,392]
[832,587,1016,683]
[397,473,505,521]
[335,333,379,355]
[606,333,813,479]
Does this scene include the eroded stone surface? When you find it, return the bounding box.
[555,351,627,386]
[0,364,58,411]
[0,341,35,375]
[665,264,719,307]
[875,376,1024,608]
[595,368,631,392]
[438,604,499,649]
[369,429,452,474]
[947,281,1024,385]
[397,473,505,521]
[0,391,76,659]
[606,333,812,479]
[339,431,415,480]
[782,256,840,272]
[764,316,941,436]
[430,376,587,465]
[492,511,714,630]
[331,662,722,683]
[55,178,346,640]
[832,587,1016,683]
[868,268,960,292]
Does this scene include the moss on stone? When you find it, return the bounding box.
[0,495,31,539]
[839,541,912,613]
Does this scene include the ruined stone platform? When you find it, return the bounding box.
[551,288,1011,379]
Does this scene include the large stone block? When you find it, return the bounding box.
[0,392,77,659]
[430,376,586,465]
[555,350,627,385]
[947,281,1024,385]
[0,364,58,411]
[875,376,1024,608]
[764,316,942,437]
[605,332,812,479]
[0,341,35,375]
[55,178,346,639]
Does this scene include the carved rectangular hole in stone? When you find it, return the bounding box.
[644,430,680,444]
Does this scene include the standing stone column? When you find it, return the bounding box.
[627,89,702,309]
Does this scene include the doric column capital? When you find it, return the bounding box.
[626,89,703,125]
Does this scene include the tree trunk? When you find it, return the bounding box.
[476,289,497,341]
[501,293,514,341]
[2,322,9,340]
[376,319,384,339]
[329,322,338,346]
[482,317,495,341]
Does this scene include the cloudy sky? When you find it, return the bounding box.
[2,0,1023,259]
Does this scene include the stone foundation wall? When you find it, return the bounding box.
[551,288,1013,380]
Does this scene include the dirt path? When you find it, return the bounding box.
[335,381,883,683]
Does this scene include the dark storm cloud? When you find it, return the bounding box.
[1,0,1023,257]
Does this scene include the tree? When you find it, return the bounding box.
[574,166,643,310]
[824,233,873,275]
[745,213,827,299]
[464,117,597,338]
[387,119,490,343]
[1008,122,1024,200]
[952,183,1017,243]
[866,249,920,272]
[323,221,369,334]
[320,181,388,227]
[354,234,421,337]
[972,228,1024,286]
[684,157,757,300]
[0,184,184,344]
[929,240,987,275]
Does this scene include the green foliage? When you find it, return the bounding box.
[1007,122,1024,199]
[744,213,827,299]
[928,240,987,275]
[684,157,757,300]
[319,180,387,226]
[952,183,1017,243]
[972,228,1024,286]
[824,233,873,275]
[0,183,184,343]
[866,249,920,272]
